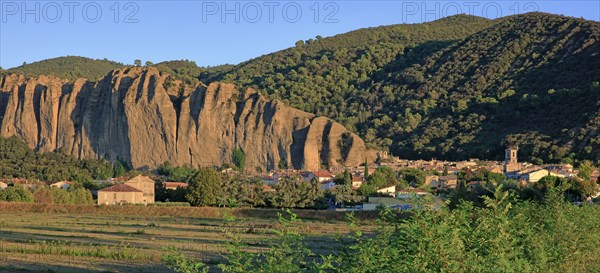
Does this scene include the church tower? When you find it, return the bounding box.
[505,146,518,164]
[504,146,520,173]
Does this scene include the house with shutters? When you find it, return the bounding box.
[97,175,155,205]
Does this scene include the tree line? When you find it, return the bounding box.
[0,136,114,187]
[0,184,94,205]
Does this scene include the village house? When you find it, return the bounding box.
[440,175,458,188]
[125,175,155,203]
[320,180,337,190]
[486,165,504,174]
[0,181,7,189]
[456,161,477,170]
[260,175,276,185]
[467,181,485,189]
[351,176,363,189]
[446,166,459,175]
[275,169,302,181]
[304,170,333,183]
[519,169,565,183]
[425,175,440,188]
[49,181,72,190]
[10,179,44,189]
[397,188,429,199]
[592,169,600,184]
[376,185,396,196]
[164,182,188,190]
[97,175,155,205]
[426,175,457,189]
[97,184,144,205]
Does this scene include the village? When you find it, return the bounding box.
[1,146,598,210]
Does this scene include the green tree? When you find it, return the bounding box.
[330,184,364,206]
[71,188,94,204]
[134,59,142,66]
[270,177,324,208]
[334,170,352,186]
[115,159,129,177]
[51,188,72,204]
[170,187,188,202]
[399,168,425,187]
[0,185,34,203]
[186,168,222,206]
[577,160,594,181]
[278,159,288,170]
[155,181,169,202]
[232,148,246,171]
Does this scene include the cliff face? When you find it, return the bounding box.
[0,67,376,170]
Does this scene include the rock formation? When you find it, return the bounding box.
[0,67,376,170]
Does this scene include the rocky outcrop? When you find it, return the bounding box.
[0,68,376,170]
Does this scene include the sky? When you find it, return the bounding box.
[1,0,599,69]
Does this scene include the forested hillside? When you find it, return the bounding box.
[3,13,599,164]
[3,56,125,80]
[202,13,600,163]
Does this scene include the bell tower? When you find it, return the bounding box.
[505,146,518,164]
[504,146,520,173]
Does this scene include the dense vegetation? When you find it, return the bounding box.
[0,185,94,204]
[0,136,114,185]
[157,158,598,210]
[199,13,600,164]
[163,165,326,209]
[2,56,124,80]
[164,188,600,273]
[154,60,204,85]
[4,14,599,164]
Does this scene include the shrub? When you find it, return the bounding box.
[164,188,600,273]
[0,185,34,203]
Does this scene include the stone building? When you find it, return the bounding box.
[504,146,521,173]
[97,184,144,205]
[97,175,155,205]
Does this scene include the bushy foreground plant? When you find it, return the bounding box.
[163,187,600,273]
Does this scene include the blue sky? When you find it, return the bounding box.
[1,0,599,69]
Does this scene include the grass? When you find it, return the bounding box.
[0,202,382,220]
[0,203,375,272]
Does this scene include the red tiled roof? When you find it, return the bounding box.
[312,170,332,177]
[99,184,142,193]
[352,176,363,182]
[164,182,188,189]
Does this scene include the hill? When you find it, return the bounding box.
[2,13,599,165]
[202,13,600,163]
[3,56,125,81]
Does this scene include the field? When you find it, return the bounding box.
[0,203,377,273]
